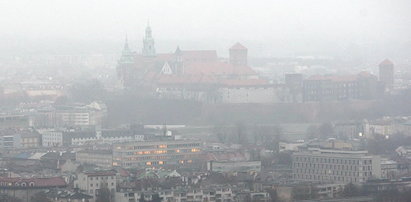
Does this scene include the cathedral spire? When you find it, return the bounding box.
[142,22,156,57]
[123,33,130,51]
[119,33,134,64]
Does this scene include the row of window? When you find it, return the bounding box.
[88,176,115,180]
[293,163,371,171]
[294,168,370,177]
[294,174,363,182]
[294,156,372,165]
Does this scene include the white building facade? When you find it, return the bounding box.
[292,148,381,184]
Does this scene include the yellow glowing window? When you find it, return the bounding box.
[159,161,164,165]
[146,162,152,165]
[176,149,180,153]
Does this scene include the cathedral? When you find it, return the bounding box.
[116,25,288,103]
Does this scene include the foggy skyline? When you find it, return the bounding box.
[1,0,411,58]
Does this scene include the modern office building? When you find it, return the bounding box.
[112,138,202,168]
[292,148,381,184]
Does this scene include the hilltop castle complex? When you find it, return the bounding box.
[116,24,293,103]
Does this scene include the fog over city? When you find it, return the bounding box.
[1,1,411,202]
[1,0,411,57]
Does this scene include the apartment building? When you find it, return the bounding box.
[38,129,63,147]
[292,148,381,184]
[74,170,117,199]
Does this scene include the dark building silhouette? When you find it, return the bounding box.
[379,59,394,91]
[303,72,379,102]
[229,42,248,66]
[285,73,303,102]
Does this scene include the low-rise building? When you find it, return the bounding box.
[380,159,398,179]
[38,129,63,147]
[76,150,113,168]
[279,141,305,152]
[0,114,30,129]
[207,161,261,173]
[0,129,41,149]
[0,177,66,202]
[20,131,41,148]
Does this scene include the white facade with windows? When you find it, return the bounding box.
[74,171,117,199]
[38,129,63,147]
[292,148,381,184]
[112,139,202,168]
[207,161,261,173]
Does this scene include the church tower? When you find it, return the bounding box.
[229,42,248,66]
[118,35,134,64]
[117,35,135,88]
[142,23,156,57]
[174,46,184,74]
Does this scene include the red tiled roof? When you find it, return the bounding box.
[156,74,218,85]
[220,79,269,87]
[117,168,130,177]
[184,62,256,76]
[181,50,218,62]
[230,42,247,50]
[0,177,66,188]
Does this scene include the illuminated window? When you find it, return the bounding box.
[159,161,164,165]
[146,162,152,166]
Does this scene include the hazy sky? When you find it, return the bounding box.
[1,0,410,57]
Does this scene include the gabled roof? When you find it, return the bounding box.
[183,62,256,76]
